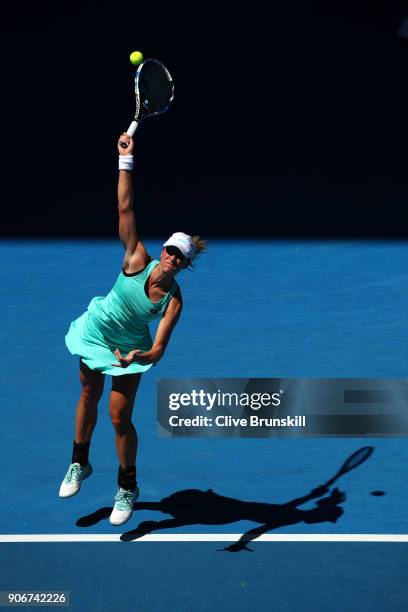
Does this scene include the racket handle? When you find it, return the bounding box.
[323,470,343,488]
[120,121,139,149]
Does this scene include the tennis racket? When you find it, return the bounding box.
[120,58,174,149]
[323,446,374,487]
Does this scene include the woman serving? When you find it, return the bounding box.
[60,133,205,526]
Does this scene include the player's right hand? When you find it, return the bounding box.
[118,133,134,155]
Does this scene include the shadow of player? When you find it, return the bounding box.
[119,485,345,551]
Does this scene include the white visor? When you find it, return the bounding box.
[163,232,195,261]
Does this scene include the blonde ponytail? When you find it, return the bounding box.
[189,235,207,267]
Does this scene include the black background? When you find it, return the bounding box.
[2,1,407,238]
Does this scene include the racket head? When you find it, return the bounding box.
[325,446,374,486]
[339,446,374,474]
[133,58,174,122]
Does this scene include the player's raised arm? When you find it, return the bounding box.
[117,133,150,270]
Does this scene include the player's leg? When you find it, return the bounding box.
[59,359,105,498]
[109,372,142,525]
[74,358,105,445]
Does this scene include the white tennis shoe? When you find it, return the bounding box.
[109,486,139,526]
[59,462,93,498]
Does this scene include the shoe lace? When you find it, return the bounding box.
[65,463,82,484]
[114,489,134,511]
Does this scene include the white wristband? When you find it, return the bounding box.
[119,155,134,171]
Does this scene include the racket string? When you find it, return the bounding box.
[342,446,373,471]
[139,61,173,116]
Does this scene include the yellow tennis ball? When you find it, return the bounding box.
[129,51,144,66]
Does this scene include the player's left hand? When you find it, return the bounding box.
[112,348,157,367]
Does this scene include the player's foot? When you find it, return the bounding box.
[109,486,139,526]
[59,462,92,498]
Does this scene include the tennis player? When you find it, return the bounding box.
[59,133,205,526]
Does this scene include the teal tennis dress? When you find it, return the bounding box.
[65,260,179,376]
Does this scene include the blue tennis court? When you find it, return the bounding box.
[1,239,407,611]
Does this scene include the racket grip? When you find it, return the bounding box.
[120,121,139,149]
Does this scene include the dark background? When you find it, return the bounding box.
[2,1,408,238]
